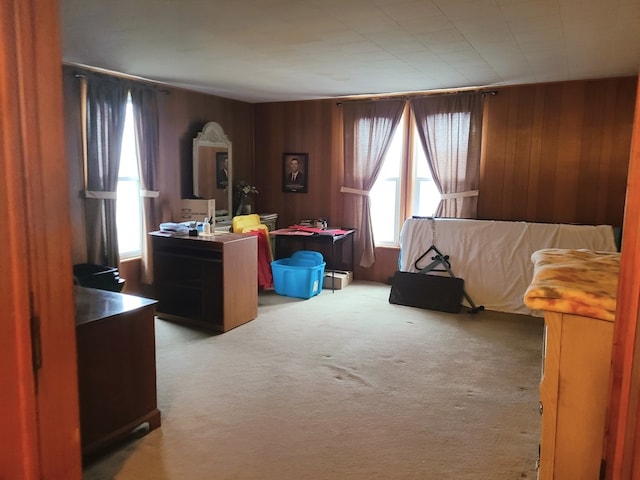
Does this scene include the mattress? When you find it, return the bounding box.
[399,218,618,316]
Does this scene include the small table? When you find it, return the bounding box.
[270,227,355,290]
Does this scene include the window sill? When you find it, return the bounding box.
[375,244,400,250]
[119,255,142,263]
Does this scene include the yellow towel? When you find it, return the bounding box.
[524,249,620,321]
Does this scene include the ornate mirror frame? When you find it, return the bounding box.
[193,122,232,221]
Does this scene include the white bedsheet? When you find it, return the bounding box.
[398,218,617,316]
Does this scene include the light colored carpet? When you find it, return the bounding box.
[83,281,544,480]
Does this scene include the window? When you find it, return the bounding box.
[411,131,440,218]
[370,110,440,245]
[369,116,403,244]
[116,94,143,258]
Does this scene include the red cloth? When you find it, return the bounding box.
[245,230,273,289]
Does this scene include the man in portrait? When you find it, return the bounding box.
[217,155,229,189]
[284,155,306,192]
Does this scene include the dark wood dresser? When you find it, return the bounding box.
[74,286,160,457]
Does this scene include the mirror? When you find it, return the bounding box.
[193,122,232,221]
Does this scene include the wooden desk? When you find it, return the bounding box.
[271,228,355,272]
[150,231,258,332]
[74,286,160,457]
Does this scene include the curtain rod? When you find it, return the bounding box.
[335,89,497,106]
[68,62,171,94]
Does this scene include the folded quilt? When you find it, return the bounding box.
[524,248,620,321]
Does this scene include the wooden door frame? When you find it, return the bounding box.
[0,0,82,477]
[606,73,640,479]
[0,1,637,477]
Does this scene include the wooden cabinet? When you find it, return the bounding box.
[74,286,160,457]
[150,232,257,332]
[538,311,614,479]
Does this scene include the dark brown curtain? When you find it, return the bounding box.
[410,94,483,218]
[341,99,405,268]
[130,85,160,284]
[84,73,128,267]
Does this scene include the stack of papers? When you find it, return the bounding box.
[159,222,189,236]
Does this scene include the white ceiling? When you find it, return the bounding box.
[61,0,640,104]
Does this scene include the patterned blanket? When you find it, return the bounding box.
[523,248,620,321]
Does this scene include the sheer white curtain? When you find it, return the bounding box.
[410,94,483,218]
[84,73,128,267]
[341,100,405,268]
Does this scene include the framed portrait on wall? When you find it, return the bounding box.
[282,153,308,193]
[216,152,229,189]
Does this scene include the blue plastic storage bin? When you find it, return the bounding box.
[291,250,324,265]
[271,250,326,299]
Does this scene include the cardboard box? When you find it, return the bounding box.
[180,199,215,221]
[323,271,353,290]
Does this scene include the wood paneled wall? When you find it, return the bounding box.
[64,72,637,287]
[479,77,636,227]
[255,77,636,283]
[254,100,343,229]
[157,87,255,222]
